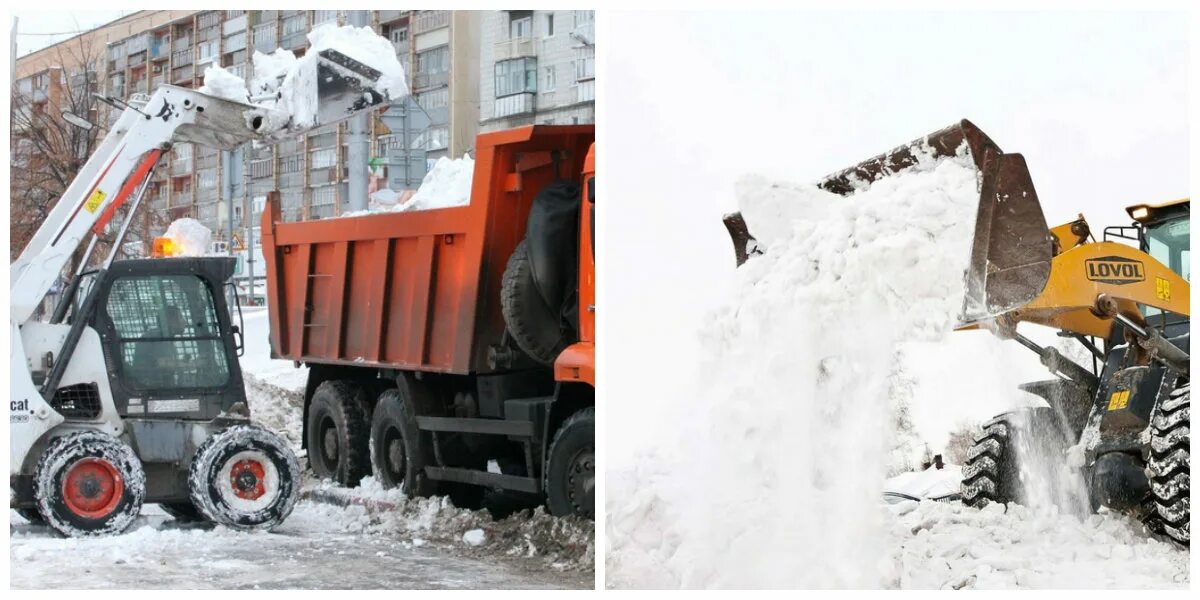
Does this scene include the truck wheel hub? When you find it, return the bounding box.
[321,421,339,463]
[229,459,267,500]
[63,458,123,518]
[567,450,595,512]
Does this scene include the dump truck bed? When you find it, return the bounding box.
[261,125,595,375]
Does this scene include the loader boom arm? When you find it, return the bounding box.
[9,87,263,324]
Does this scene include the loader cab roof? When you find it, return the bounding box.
[1126,197,1189,226]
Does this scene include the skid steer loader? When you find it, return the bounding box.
[724,120,1190,546]
[10,49,399,537]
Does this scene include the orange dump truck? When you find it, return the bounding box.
[261,125,595,518]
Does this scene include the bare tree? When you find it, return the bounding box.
[10,35,169,272]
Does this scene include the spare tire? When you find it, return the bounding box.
[501,239,572,365]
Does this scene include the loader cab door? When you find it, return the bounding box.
[91,258,246,419]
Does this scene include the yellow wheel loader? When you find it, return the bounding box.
[724,120,1189,546]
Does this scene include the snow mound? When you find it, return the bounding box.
[305,479,594,572]
[397,156,475,211]
[883,501,1187,589]
[163,218,213,256]
[197,65,250,103]
[607,150,984,588]
[340,155,475,218]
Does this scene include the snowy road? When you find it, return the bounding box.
[10,503,590,589]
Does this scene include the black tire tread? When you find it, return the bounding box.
[1146,383,1189,546]
[500,239,568,365]
[307,379,371,487]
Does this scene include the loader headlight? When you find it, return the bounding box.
[1130,206,1150,221]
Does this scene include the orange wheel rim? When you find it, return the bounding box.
[63,458,124,518]
[230,459,267,500]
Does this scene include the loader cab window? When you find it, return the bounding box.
[1143,215,1189,317]
[104,275,230,390]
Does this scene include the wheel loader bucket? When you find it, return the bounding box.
[722,119,1055,325]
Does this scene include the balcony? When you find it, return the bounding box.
[253,23,278,51]
[281,31,307,50]
[223,14,248,35]
[494,93,535,119]
[413,10,449,34]
[126,34,148,54]
[172,49,193,66]
[577,79,595,103]
[494,38,535,61]
[378,10,406,23]
[171,67,194,84]
[151,74,165,89]
[171,157,193,176]
[149,38,169,60]
[224,31,247,53]
[173,36,192,52]
[413,71,449,90]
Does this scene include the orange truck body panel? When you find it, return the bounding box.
[261,125,596,377]
[554,143,596,386]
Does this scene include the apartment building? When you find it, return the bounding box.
[479,10,595,131]
[13,10,482,246]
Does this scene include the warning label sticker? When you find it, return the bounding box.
[84,189,107,213]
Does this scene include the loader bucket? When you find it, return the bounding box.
[312,49,390,126]
[722,119,1055,325]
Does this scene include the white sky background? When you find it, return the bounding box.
[12,10,133,57]
[604,10,1189,466]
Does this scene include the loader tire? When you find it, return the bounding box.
[370,387,437,498]
[501,239,571,365]
[1146,383,1189,546]
[159,501,204,522]
[306,380,371,487]
[34,431,145,537]
[545,408,595,519]
[189,424,300,532]
[960,407,1072,508]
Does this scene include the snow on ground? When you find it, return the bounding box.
[10,502,588,589]
[882,501,1187,589]
[604,149,1189,589]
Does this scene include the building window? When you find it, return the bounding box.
[416,87,449,110]
[495,58,537,98]
[417,45,449,74]
[544,66,556,92]
[546,13,555,37]
[574,10,594,28]
[313,10,338,26]
[509,11,532,39]
[575,46,595,81]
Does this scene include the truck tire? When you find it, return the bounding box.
[501,239,570,365]
[33,431,146,537]
[189,424,301,532]
[961,407,1072,508]
[370,388,438,497]
[545,407,595,519]
[306,380,371,487]
[1147,383,1189,545]
[159,502,204,522]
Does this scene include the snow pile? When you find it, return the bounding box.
[341,156,476,218]
[197,64,251,103]
[397,156,475,211]
[882,500,1187,588]
[885,465,963,500]
[163,218,213,256]
[607,148,986,588]
[305,478,595,572]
